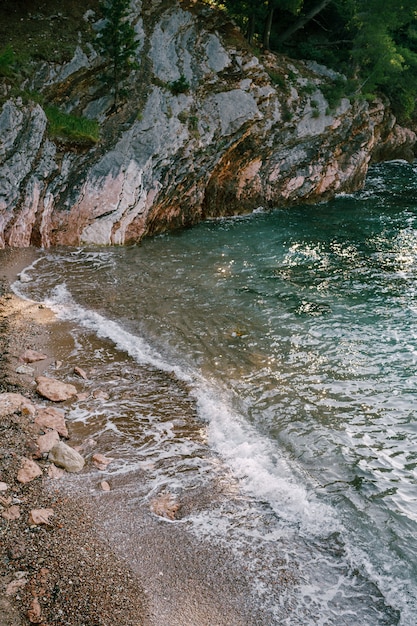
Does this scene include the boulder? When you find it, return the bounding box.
[20,349,48,363]
[28,508,54,526]
[48,441,85,473]
[35,406,69,438]
[37,429,60,454]
[36,376,77,402]
[1,505,20,521]
[47,464,65,479]
[0,392,36,418]
[16,364,35,375]
[17,458,42,483]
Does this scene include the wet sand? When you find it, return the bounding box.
[0,247,296,625]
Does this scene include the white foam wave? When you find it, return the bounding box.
[21,281,193,382]
[196,384,339,536]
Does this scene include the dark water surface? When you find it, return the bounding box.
[12,161,417,624]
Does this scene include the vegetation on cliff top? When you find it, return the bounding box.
[215,0,417,122]
[0,0,416,125]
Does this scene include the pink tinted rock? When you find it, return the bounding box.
[17,458,42,483]
[20,349,48,363]
[28,508,54,525]
[36,376,77,402]
[2,505,21,520]
[37,429,60,454]
[0,392,36,418]
[74,366,88,379]
[47,464,65,479]
[35,406,69,438]
[92,453,113,470]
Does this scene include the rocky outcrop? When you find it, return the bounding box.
[0,0,415,248]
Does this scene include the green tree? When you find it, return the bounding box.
[218,0,417,119]
[95,0,139,110]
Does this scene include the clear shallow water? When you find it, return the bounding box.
[13,160,417,624]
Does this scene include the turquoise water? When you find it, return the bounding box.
[14,161,417,623]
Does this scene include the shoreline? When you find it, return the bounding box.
[0,252,151,625]
[0,249,293,625]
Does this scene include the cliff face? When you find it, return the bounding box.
[0,0,415,248]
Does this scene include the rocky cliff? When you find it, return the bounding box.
[0,0,415,248]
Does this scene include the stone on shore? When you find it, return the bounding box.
[0,481,8,491]
[16,364,35,375]
[37,430,60,454]
[47,464,65,479]
[17,458,42,483]
[20,349,48,363]
[5,577,28,596]
[0,392,36,417]
[35,406,69,438]
[1,505,20,521]
[28,508,54,526]
[48,441,85,473]
[27,597,42,624]
[36,376,77,402]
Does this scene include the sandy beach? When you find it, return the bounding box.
[0,248,292,626]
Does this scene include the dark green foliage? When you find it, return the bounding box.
[95,0,139,108]
[212,0,417,119]
[0,45,16,77]
[169,75,190,95]
[321,77,351,111]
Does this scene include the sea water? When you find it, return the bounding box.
[12,161,417,624]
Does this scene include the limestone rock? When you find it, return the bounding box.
[92,453,113,470]
[37,429,60,454]
[5,577,28,596]
[1,505,20,521]
[36,376,77,402]
[35,406,69,438]
[48,441,85,473]
[28,508,54,525]
[27,597,42,624]
[20,349,48,363]
[0,3,415,250]
[47,464,65,479]
[0,393,36,418]
[74,366,88,379]
[0,481,8,491]
[17,458,42,483]
[16,364,35,375]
